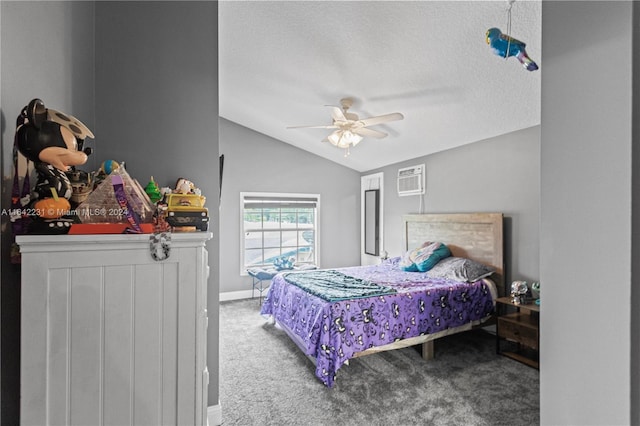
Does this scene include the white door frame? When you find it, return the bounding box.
[361,172,384,265]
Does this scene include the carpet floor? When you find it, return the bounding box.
[219,298,539,426]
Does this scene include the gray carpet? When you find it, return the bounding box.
[219,298,539,426]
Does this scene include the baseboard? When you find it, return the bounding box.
[219,288,269,302]
[208,403,222,426]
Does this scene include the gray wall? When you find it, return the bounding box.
[0,1,220,420]
[219,118,361,294]
[541,2,635,424]
[94,1,219,409]
[632,4,640,423]
[94,2,217,188]
[0,2,96,422]
[364,125,540,288]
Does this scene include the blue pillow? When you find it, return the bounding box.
[400,241,434,271]
[414,242,451,272]
[273,256,295,271]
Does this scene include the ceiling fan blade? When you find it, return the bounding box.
[331,107,347,122]
[353,127,388,139]
[287,124,337,129]
[358,112,404,127]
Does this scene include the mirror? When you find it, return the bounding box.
[364,189,379,256]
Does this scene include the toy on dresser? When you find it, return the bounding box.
[13,98,94,234]
[160,178,209,232]
[72,164,156,234]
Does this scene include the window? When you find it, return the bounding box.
[241,192,319,272]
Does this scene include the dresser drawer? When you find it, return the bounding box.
[498,316,539,350]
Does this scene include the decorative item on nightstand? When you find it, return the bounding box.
[531,281,540,305]
[510,280,528,305]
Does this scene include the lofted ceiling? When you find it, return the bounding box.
[219,1,541,172]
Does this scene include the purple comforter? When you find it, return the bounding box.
[260,257,495,387]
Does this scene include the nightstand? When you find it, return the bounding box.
[496,296,539,368]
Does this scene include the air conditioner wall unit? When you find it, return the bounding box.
[397,164,425,196]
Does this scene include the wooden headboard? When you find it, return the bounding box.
[403,213,504,294]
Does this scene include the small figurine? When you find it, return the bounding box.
[92,159,120,189]
[100,159,120,175]
[531,281,540,305]
[175,177,195,194]
[144,176,163,203]
[68,170,93,206]
[486,27,538,71]
[510,280,529,304]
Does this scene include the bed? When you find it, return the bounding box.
[260,213,504,387]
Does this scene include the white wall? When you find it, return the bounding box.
[218,118,361,296]
[364,125,540,287]
[541,2,634,424]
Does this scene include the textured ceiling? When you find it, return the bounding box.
[219,1,541,172]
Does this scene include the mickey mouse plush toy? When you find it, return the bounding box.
[14,98,94,233]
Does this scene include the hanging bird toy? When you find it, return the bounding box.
[486,27,538,71]
[486,0,538,71]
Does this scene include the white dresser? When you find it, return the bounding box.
[17,232,212,426]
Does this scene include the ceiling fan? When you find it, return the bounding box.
[287,98,404,156]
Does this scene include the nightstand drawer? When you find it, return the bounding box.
[498,317,539,350]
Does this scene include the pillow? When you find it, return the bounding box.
[426,257,495,283]
[399,248,419,271]
[413,242,451,272]
[399,242,433,271]
[273,256,295,271]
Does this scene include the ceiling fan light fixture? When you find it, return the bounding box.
[327,131,342,147]
[342,130,363,146]
[328,130,362,150]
